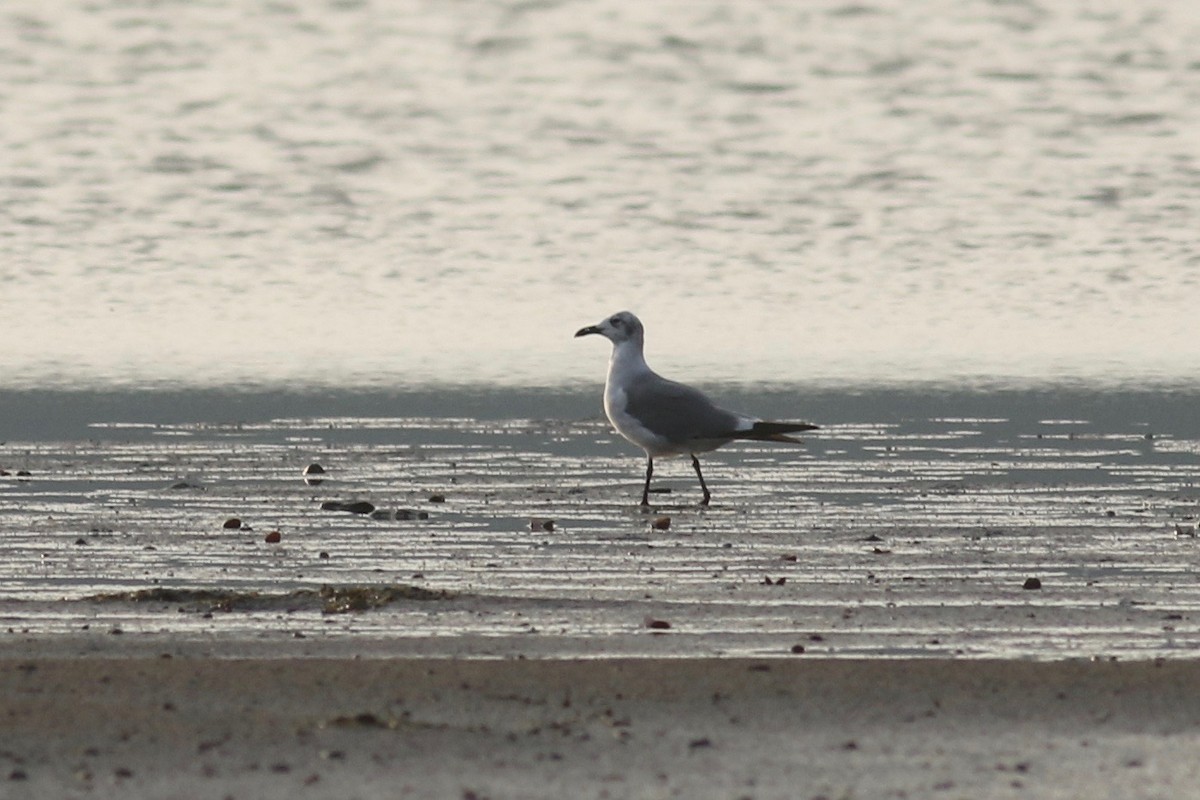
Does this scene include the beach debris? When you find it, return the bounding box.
[428,493,446,503]
[790,644,806,654]
[319,551,330,559]
[321,500,375,515]
[763,576,786,586]
[303,463,326,485]
[325,712,397,729]
[264,531,281,543]
[222,517,243,529]
[651,515,671,530]
[530,517,555,532]
[780,553,798,562]
[84,584,453,613]
[643,617,672,630]
[1023,577,1042,590]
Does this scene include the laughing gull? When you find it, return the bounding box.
[575,311,818,506]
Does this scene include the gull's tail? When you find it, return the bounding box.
[733,421,819,444]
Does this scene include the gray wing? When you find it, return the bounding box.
[623,371,743,445]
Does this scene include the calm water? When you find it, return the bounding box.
[2,0,1199,390]
[4,3,1200,659]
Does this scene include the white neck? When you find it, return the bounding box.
[608,337,650,381]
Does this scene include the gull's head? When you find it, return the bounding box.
[575,311,644,346]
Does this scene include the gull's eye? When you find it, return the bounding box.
[609,317,621,327]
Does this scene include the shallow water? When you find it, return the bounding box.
[2,387,1198,659]
[2,0,1200,390]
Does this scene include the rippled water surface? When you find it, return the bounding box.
[2,0,1199,389]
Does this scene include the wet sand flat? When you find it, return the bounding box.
[2,388,1200,796]
[3,656,1200,799]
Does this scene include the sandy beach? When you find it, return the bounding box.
[3,655,1200,799]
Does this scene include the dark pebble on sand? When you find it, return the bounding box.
[319,551,330,559]
[790,644,806,654]
[428,494,446,503]
[223,518,242,529]
[321,500,375,515]
[651,516,671,530]
[644,618,671,630]
[1023,577,1042,590]
[264,531,281,543]
[304,463,325,475]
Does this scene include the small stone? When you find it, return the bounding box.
[319,551,330,559]
[790,644,806,654]
[651,516,671,530]
[303,463,325,475]
[222,518,242,529]
[644,618,671,630]
[428,494,446,503]
[1023,577,1042,590]
[264,531,281,543]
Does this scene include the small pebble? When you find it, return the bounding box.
[222,518,242,529]
[644,618,672,630]
[651,516,671,530]
[1023,577,1042,590]
[428,494,446,503]
[264,531,281,543]
[790,644,806,654]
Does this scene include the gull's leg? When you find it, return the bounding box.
[691,455,711,506]
[641,456,654,506]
